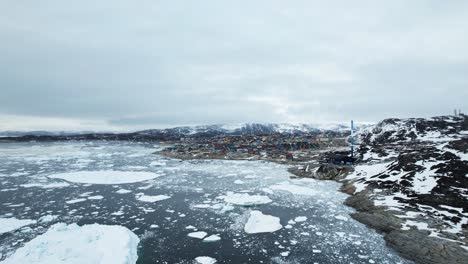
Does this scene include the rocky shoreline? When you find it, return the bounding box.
[292,164,468,264]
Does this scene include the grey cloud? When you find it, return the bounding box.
[0,0,467,130]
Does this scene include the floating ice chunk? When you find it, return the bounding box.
[136,194,171,203]
[203,234,221,242]
[21,182,70,188]
[188,231,208,239]
[116,189,132,194]
[262,188,274,194]
[312,249,322,253]
[65,198,87,204]
[234,180,244,184]
[219,192,272,206]
[195,256,217,264]
[48,171,162,184]
[193,204,211,209]
[294,216,307,222]
[185,225,197,230]
[39,215,58,223]
[150,160,166,166]
[0,218,37,235]
[334,215,348,221]
[244,210,282,234]
[281,251,290,257]
[270,182,317,196]
[2,223,139,264]
[88,195,104,200]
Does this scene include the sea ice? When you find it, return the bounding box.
[203,234,221,242]
[116,189,132,194]
[136,194,171,203]
[65,198,87,204]
[48,171,161,184]
[2,223,140,264]
[88,195,104,200]
[188,231,208,239]
[294,216,307,222]
[195,256,217,264]
[150,161,166,166]
[39,215,58,223]
[244,210,282,234]
[270,182,317,196]
[0,218,37,235]
[219,192,272,206]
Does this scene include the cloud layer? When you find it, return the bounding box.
[1,0,467,131]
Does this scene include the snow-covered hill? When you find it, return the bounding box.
[137,122,366,136]
[348,115,468,246]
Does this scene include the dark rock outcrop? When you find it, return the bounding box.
[385,229,468,264]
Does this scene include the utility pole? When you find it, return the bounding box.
[350,120,354,157]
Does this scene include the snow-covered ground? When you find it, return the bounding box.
[350,115,468,244]
[0,141,411,263]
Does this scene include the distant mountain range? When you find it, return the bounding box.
[0,122,367,139]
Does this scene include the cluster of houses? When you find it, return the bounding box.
[160,133,348,162]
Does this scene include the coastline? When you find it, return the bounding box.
[157,150,468,264]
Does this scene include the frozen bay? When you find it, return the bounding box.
[0,141,411,263]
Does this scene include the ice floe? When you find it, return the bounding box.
[195,256,217,264]
[39,215,58,223]
[244,210,282,234]
[136,194,171,203]
[270,181,317,196]
[294,216,307,222]
[65,198,87,204]
[116,189,132,194]
[2,223,140,264]
[203,234,221,242]
[0,217,36,235]
[218,192,272,206]
[188,231,208,239]
[48,171,162,184]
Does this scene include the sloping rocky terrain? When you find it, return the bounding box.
[346,115,468,263]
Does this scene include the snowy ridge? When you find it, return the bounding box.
[138,122,371,136]
[349,115,468,241]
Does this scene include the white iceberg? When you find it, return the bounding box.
[294,216,307,222]
[136,194,171,203]
[195,256,217,264]
[0,218,36,235]
[244,210,282,234]
[219,192,272,206]
[203,234,221,242]
[39,215,58,223]
[188,231,208,239]
[2,223,140,264]
[48,171,161,184]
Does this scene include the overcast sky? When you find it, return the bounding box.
[1,0,467,131]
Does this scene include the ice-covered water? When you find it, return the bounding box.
[0,141,411,263]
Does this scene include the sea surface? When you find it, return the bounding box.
[0,141,411,263]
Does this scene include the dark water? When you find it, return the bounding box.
[0,141,411,263]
